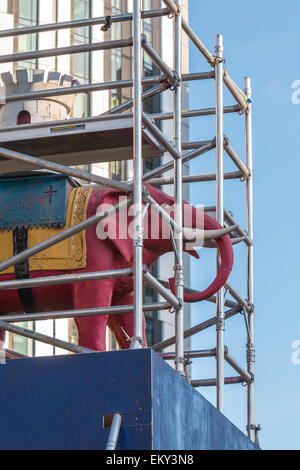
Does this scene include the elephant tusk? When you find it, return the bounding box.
[201,236,246,249]
[183,225,238,243]
[231,236,246,246]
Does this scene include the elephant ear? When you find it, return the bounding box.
[96,191,133,263]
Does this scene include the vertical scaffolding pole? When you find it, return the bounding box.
[131,0,144,349]
[173,0,185,377]
[244,77,255,441]
[215,34,225,413]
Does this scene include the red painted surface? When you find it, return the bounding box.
[0,184,234,352]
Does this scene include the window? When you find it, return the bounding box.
[109,0,123,181]
[144,264,162,347]
[111,161,122,181]
[71,0,91,118]
[141,0,161,172]
[17,0,38,73]
[11,322,33,356]
[111,0,122,109]
[143,0,153,73]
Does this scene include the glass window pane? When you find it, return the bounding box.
[72,0,91,118]
[12,323,29,355]
[19,0,37,21]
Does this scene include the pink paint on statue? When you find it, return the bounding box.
[0,184,234,352]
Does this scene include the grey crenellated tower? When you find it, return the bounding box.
[0,70,79,127]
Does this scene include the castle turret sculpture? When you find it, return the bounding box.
[0,69,79,127]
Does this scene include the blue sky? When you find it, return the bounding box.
[188,0,300,450]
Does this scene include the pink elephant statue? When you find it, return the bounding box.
[0,182,234,352]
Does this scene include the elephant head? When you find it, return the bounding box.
[95,183,234,303]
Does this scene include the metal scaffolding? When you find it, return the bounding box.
[0,2,256,442]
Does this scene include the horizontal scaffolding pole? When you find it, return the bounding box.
[0,302,170,324]
[147,171,243,186]
[2,72,208,106]
[0,198,130,274]
[0,147,131,192]
[0,37,133,65]
[152,305,241,352]
[0,319,93,354]
[160,346,252,383]
[191,377,244,388]
[0,269,134,291]
[4,80,139,104]
[150,105,241,121]
[160,348,216,361]
[0,9,170,38]
[182,140,214,150]
[182,71,215,81]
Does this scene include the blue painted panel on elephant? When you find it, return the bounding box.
[0,174,68,230]
[0,349,259,450]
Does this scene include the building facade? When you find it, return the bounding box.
[0,0,190,355]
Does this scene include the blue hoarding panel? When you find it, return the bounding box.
[152,352,258,450]
[0,349,258,450]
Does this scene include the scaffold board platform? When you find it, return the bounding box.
[0,117,163,174]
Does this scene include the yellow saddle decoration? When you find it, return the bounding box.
[0,187,92,274]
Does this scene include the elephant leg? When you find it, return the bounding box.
[107,293,147,350]
[72,280,113,352]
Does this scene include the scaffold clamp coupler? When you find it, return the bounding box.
[130,336,144,349]
[216,317,225,331]
[223,135,230,146]
[168,70,180,89]
[247,424,261,432]
[162,79,172,90]
[142,185,150,200]
[247,345,256,364]
[175,356,186,367]
[101,16,112,32]
[133,231,143,248]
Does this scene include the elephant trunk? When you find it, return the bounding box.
[169,206,234,303]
